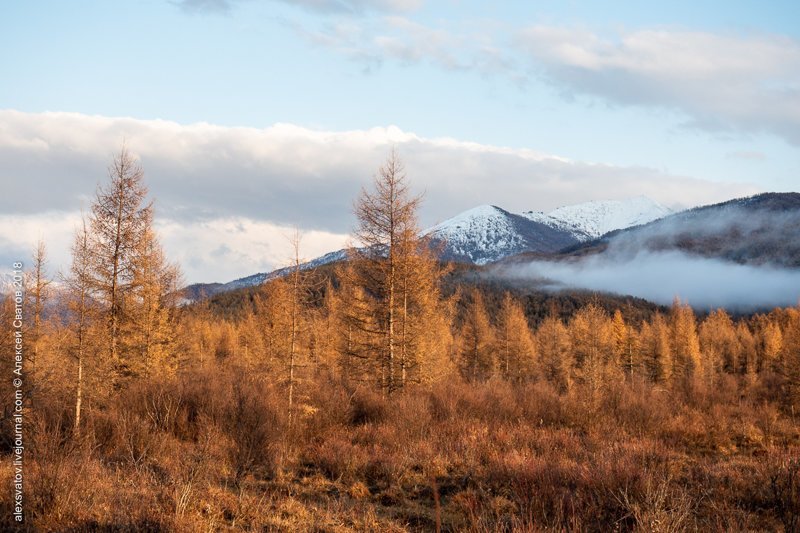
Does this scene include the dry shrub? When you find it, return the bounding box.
[427,381,460,422]
[223,377,284,484]
[302,377,352,438]
[617,472,693,533]
[602,379,669,437]
[115,410,164,470]
[453,380,522,426]
[27,415,80,521]
[517,381,577,429]
[348,388,388,426]
[765,451,800,532]
[303,426,368,481]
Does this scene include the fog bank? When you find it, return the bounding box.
[496,251,800,311]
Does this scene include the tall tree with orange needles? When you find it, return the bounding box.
[343,150,444,394]
[89,145,152,379]
[64,219,97,438]
[86,145,179,383]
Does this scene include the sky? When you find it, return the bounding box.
[2,0,799,283]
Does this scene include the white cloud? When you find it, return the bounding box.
[0,109,758,282]
[0,211,349,284]
[515,27,800,145]
[299,16,800,145]
[157,217,350,282]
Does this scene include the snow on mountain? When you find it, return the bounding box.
[183,196,674,298]
[523,196,672,241]
[425,204,581,265]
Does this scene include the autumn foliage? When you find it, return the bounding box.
[1,151,799,531]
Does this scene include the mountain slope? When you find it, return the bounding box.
[522,196,672,241]
[182,196,677,298]
[183,248,349,300]
[426,205,582,265]
[559,192,800,267]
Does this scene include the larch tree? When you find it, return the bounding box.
[779,308,800,411]
[569,303,614,396]
[283,231,312,426]
[125,224,182,377]
[458,289,494,383]
[88,145,152,381]
[669,299,702,385]
[736,322,757,379]
[611,309,638,378]
[394,228,451,386]
[536,310,571,392]
[756,316,783,373]
[344,150,439,394]
[64,218,98,438]
[641,313,672,385]
[496,292,537,382]
[26,239,51,392]
[699,309,739,385]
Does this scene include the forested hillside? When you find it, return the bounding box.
[1,150,799,532]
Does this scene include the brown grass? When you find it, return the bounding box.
[2,368,799,531]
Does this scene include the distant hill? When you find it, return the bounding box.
[555,192,800,267]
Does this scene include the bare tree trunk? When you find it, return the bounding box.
[388,259,395,394]
[74,343,83,438]
[288,231,302,427]
[401,286,408,389]
[504,326,510,379]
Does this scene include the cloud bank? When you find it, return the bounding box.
[498,252,800,312]
[0,110,757,283]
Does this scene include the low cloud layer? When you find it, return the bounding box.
[0,110,757,283]
[498,251,800,312]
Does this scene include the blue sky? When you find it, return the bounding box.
[2,0,799,281]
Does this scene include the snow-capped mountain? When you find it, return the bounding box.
[183,196,675,298]
[425,205,583,265]
[523,196,673,241]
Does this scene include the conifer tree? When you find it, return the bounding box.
[458,289,494,382]
[699,309,739,384]
[569,303,613,396]
[64,219,97,437]
[342,150,443,393]
[756,315,783,373]
[496,292,537,382]
[536,310,571,392]
[81,145,180,384]
[89,146,151,370]
[26,239,51,397]
[779,308,800,411]
[669,299,702,384]
[641,313,672,384]
[611,309,639,378]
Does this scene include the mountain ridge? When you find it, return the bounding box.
[183,196,679,299]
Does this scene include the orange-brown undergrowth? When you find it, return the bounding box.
[2,367,798,532]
